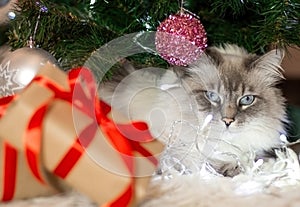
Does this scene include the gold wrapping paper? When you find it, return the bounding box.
[0,67,62,200]
[0,63,164,206]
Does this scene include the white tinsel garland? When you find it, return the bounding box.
[140,115,300,207]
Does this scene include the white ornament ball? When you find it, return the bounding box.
[0,44,12,63]
[0,46,58,97]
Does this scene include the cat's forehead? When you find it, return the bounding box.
[219,59,246,75]
[189,51,252,80]
[190,64,256,96]
[219,57,249,80]
[192,57,249,84]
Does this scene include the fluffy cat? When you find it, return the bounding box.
[99,44,287,176]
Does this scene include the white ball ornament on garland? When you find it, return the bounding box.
[0,38,58,97]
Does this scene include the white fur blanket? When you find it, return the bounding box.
[2,147,300,207]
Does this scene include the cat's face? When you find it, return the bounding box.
[178,45,287,153]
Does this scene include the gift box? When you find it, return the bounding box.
[0,63,164,206]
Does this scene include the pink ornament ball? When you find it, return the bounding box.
[155,13,208,66]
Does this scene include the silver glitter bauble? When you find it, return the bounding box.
[0,46,58,97]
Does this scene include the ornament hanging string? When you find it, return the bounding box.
[178,0,201,18]
[28,2,48,48]
[179,0,184,13]
[0,1,57,98]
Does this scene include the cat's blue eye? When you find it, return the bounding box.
[239,95,255,106]
[205,91,220,103]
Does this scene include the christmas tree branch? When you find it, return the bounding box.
[5,0,300,71]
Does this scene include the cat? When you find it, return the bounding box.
[99,44,287,177]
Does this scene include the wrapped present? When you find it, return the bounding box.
[0,63,164,206]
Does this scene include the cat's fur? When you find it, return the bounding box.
[99,44,287,176]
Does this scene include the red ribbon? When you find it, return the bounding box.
[0,96,18,201]
[1,142,18,201]
[0,67,159,206]
[0,96,15,118]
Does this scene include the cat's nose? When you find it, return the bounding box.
[222,117,235,127]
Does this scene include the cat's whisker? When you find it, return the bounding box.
[199,114,213,131]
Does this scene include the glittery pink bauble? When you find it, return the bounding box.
[155,13,208,66]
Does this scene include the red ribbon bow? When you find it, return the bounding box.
[0,67,159,206]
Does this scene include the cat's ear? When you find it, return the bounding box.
[171,65,191,78]
[252,49,285,84]
[259,48,285,66]
[173,46,224,82]
[182,48,222,74]
[182,48,221,82]
[205,47,224,66]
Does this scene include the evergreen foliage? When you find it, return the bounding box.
[3,0,300,70]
